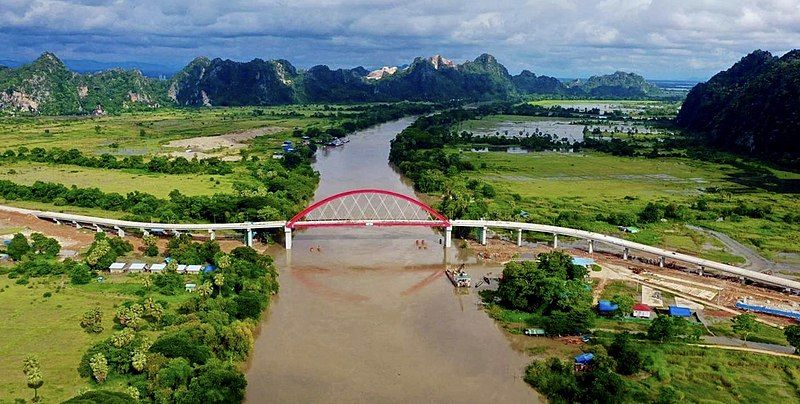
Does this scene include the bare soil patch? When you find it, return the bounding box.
[164,126,282,160]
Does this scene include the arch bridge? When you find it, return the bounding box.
[284,189,451,249]
[2,188,800,291]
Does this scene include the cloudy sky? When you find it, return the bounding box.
[1,0,798,80]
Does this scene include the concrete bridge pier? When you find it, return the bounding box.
[622,247,629,260]
[208,229,215,241]
[699,266,704,276]
[553,233,559,249]
[517,229,523,247]
[114,226,125,238]
[480,226,487,245]
[246,228,253,247]
[444,226,452,248]
[659,256,665,268]
[72,221,81,229]
[588,239,594,254]
[142,229,149,236]
[284,227,293,250]
[54,219,61,225]
[94,224,103,233]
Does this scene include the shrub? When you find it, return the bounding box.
[177,360,247,404]
[69,263,93,285]
[62,390,134,403]
[7,233,30,261]
[80,308,104,333]
[149,331,212,365]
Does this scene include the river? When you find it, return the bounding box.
[245,118,539,403]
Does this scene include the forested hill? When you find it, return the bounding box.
[0,52,168,115]
[0,52,671,115]
[677,49,800,166]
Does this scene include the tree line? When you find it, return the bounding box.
[1,147,234,175]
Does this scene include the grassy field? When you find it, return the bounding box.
[0,272,199,402]
[0,106,342,155]
[458,150,800,262]
[631,342,800,402]
[0,161,247,198]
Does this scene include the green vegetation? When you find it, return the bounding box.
[678,49,800,169]
[526,338,800,403]
[0,230,278,402]
[0,102,434,224]
[489,251,594,335]
[389,102,800,262]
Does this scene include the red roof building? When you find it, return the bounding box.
[633,303,653,318]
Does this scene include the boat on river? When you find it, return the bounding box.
[327,137,351,147]
[446,265,471,288]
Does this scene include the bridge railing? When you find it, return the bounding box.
[2,204,797,291]
[451,219,800,291]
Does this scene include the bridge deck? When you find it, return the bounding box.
[1,205,797,290]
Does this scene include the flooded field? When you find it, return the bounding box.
[464,116,664,144]
[246,118,540,402]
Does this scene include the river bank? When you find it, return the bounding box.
[245,118,541,402]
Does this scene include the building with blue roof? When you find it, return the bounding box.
[668,306,692,317]
[598,300,619,313]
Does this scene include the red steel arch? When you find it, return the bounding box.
[287,189,450,229]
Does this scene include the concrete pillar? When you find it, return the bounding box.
[588,239,594,254]
[246,228,253,247]
[94,224,103,233]
[699,266,704,276]
[54,219,61,225]
[480,226,487,246]
[73,221,82,229]
[114,226,125,238]
[622,247,629,260]
[444,226,452,248]
[208,229,215,241]
[659,256,665,268]
[553,233,558,249]
[142,229,149,236]
[284,227,293,250]
[517,229,523,247]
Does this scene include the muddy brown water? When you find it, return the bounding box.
[246,118,540,403]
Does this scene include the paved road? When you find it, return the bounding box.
[686,224,778,272]
[702,335,795,355]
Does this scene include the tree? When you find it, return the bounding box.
[647,316,689,342]
[197,282,212,300]
[178,360,247,404]
[69,263,93,285]
[639,202,665,223]
[85,237,112,270]
[785,325,800,353]
[610,294,635,318]
[731,313,759,342]
[22,355,44,402]
[131,349,147,372]
[30,233,60,258]
[90,353,109,383]
[609,332,643,375]
[213,273,225,295]
[7,233,30,261]
[143,234,159,257]
[80,307,104,333]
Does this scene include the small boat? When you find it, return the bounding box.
[445,266,471,288]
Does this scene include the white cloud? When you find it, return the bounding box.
[0,0,798,79]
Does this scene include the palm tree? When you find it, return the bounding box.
[213,273,225,294]
[197,281,212,299]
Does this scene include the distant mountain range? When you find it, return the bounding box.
[0,52,675,115]
[677,49,800,163]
